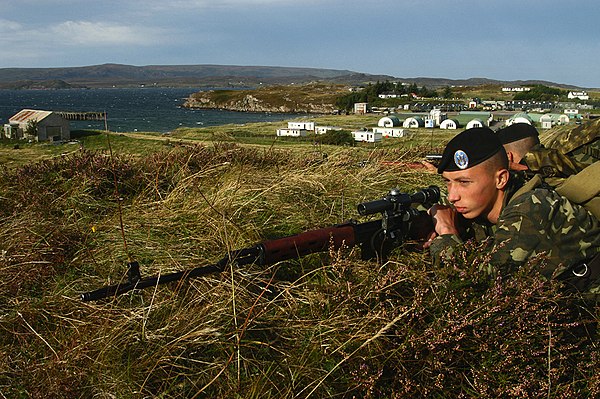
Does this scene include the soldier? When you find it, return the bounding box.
[426,127,600,294]
[497,122,585,178]
[497,122,600,220]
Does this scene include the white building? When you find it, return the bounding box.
[354,102,368,114]
[505,113,534,126]
[287,121,315,131]
[502,87,531,92]
[373,127,406,138]
[352,130,382,143]
[4,109,71,141]
[402,117,425,128]
[539,113,570,129]
[429,109,446,125]
[315,125,341,135]
[568,91,589,101]
[440,119,460,129]
[466,119,485,129]
[377,115,402,128]
[276,128,309,137]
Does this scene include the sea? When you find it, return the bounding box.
[0,87,302,133]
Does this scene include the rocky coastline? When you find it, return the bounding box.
[182,84,347,114]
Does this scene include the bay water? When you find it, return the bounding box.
[0,87,302,133]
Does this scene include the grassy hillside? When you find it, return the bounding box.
[0,122,599,397]
[184,83,353,113]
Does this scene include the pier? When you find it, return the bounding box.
[56,111,107,121]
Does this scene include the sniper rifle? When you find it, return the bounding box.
[81,185,440,301]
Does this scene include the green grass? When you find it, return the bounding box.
[0,118,598,398]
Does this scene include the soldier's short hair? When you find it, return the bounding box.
[497,123,540,145]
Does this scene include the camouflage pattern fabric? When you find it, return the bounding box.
[569,138,600,165]
[540,117,600,166]
[430,177,600,294]
[522,143,587,178]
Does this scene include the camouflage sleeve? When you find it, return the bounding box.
[429,188,600,278]
[493,188,600,278]
[489,208,542,269]
[523,147,585,177]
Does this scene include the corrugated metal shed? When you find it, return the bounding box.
[5,109,71,141]
[9,109,53,123]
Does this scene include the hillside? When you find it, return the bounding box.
[0,63,393,89]
[183,82,350,113]
[0,63,591,89]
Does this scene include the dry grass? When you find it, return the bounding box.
[0,140,598,398]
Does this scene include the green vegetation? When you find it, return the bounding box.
[317,129,354,146]
[335,81,438,112]
[513,84,566,101]
[185,82,350,113]
[0,118,599,398]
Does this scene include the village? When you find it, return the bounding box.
[276,88,593,143]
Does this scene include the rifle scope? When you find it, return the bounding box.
[357,185,440,216]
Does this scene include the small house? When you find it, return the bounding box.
[505,112,534,126]
[429,109,446,125]
[377,115,402,128]
[352,130,382,143]
[354,103,369,115]
[287,121,315,131]
[568,91,589,101]
[315,126,341,135]
[402,117,425,128]
[276,128,309,137]
[373,127,406,138]
[466,119,485,129]
[564,109,579,117]
[4,109,70,141]
[457,111,493,127]
[539,113,570,129]
[440,119,460,130]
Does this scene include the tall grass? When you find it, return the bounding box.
[0,142,598,398]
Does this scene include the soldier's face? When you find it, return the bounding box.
[442,162,504,221]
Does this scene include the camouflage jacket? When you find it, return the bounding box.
[430,176,600,285]
[522,143,587,178]
[540,118,600,167]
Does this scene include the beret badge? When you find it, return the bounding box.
[453,150,469,170]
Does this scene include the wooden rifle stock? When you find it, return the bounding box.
[81,220,384,301]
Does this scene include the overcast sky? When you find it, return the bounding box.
[1,0,598,88]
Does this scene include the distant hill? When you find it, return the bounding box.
[0,63,588,90]
[397,77,586,91]
[0,63,394,89]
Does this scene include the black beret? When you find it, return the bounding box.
[438,127,505,173]
[496,122,539,144]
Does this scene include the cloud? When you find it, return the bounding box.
[0,19,23,32]
[51,21,164,46]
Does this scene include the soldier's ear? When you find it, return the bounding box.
[496,168,509,190]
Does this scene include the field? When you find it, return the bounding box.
[1,116,599,398]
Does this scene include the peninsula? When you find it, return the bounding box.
[183,82,350,113]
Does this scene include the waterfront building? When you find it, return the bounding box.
[4,109,70,141]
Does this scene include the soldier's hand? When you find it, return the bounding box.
[422,230,438,249]
[428,204,460,236]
